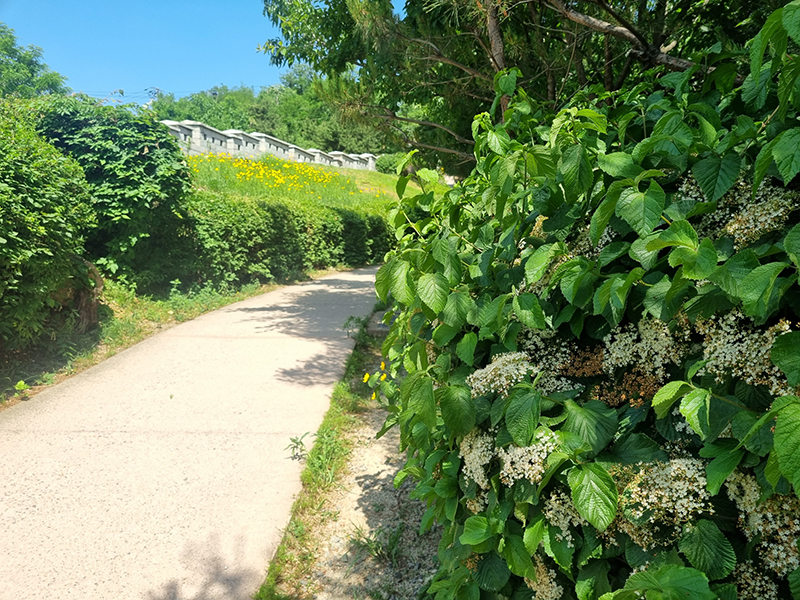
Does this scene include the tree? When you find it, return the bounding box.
[0,23,68,98]
[260,0,780,167]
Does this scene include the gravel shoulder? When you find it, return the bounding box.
[302,408,440,600]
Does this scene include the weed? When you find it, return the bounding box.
[285,432,310,460]
[348,523,405,569]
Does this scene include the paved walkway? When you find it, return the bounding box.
[0,267,379,600]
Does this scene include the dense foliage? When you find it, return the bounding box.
[261,0,779,172]
[0,23,68,98]
[187,154,392,283]
[0,101,91,349]
[30,95,193,289]
[151,66,393,155]
[371,4,800,599]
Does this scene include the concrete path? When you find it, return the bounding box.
[0,267,379,600]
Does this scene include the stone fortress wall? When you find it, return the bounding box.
[161,119,378,171]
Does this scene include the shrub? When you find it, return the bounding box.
[371,7,800,600]
[29,95,192,291]
[375,152,405,174]
[0,100,92,349]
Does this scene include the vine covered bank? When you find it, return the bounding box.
[370,4,800,599]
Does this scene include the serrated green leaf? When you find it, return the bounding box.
[389,259,415,305]
[598,153,643,179]
[563,400,618,455]
[609,434,669,464]
[591,181,626,245]
[456,332,478,366]
[704,443,745,494]
[740,262,789,318]
[513,293,545,329]
[772,331,800,387]
[773,128,800,184]
[668,238,718,280]
[442,291,475,328]
[691,153,740,202]
[523,515,545,554]
[418,272,449,313]
[475,551,511,591]
[524,243,562,284]
[569,463,618,531]
[615,180,665,237]
[678,520,736,580]
[708,250,760,297]
[544,524,575,571]
[407,374,436,431]
[784,2,800,46]
[561,144,594,199]
[776,403,800,493]
[753,138,779,196]
[624,564,715,600]
[646,220,699,251]
[576,560,612,600]
[598,242,631,267]
[375,261,393,302]
[785,223,800,269]
[436,384,475,435]
[460,515,493,545]
[652,381,692,418]
[505,387,541,446]
[789,566,800,599]
[433,322,459,346]
[501,534,536,579]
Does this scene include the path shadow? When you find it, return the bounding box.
[146,534,262,600]
[225,273,377,341]
[273,346,350,386]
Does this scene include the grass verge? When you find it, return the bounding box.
[254,322,382,600]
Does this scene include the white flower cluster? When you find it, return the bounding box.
[603,318,686,382]
[619,459,711,549]
[520,328,577,395]
[543,489,587,548]
[459,428,495,490]
[568,223,615,259]
[726,470,800,576]
[733,561,779,600]
[497,429,559,486]
[695,310,794,396]
[465,490,488,515]
[680,176,799,249]
[524,555,564,600]
[466,352,531,398]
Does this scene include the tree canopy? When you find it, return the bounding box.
[0,23,68,98]
[260,0,782,170]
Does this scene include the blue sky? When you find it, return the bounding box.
[0,0,288,103]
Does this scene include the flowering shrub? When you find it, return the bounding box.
[369,4,800,599]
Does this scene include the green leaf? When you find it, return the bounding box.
[433,323,459,346]
[544,524,575,571]
[740,262,789,318]
[501,534,536,579]
[524,243,564,284]
[623,564,715,600]
[646,220,698,251]
[389,259,415,305]
[513,293,545,329]
[784,223,800,269]
[680,389,739,441]
[460,515,494,545]
[456,332,478,366]
[691,153,740,202]
[568,463,618,531]
[652,381,692,418]
[523,514,545,554]
[753,137,779,195]
[704,444,745,495]
[563,400,618,455]
[776,403,800,493]
[708,250,760,297]
[598,152,643,179]
[598,242,631,267]
[437,385,475,435]
[668,238,718,280]
[474,551,511,591]
[418,272,449,313]
[375,261,393,302]
[788,566,800,600]
[772,331,800,387]
[505,387,541,446]
[591,181,626,245]
[785,2,800,44]
[408,374,437,431]
[576,561,612,600]
[678,520,736,581]
[561,144,594,198]
[609,434,669,464]
[615,180,665,237]
[442,291,475,329]
[773,128,800,184]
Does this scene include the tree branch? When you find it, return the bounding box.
[390,124,476,161]
[358,104,475,146]
[396,33,494,82]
